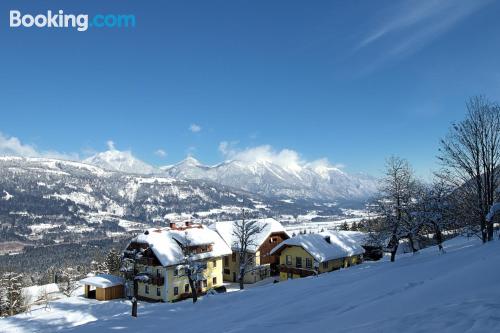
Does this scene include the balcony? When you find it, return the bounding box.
[279,264,316,278]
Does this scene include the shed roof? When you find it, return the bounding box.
[79,274,124,288]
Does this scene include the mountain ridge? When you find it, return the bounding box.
[83,149,379,201]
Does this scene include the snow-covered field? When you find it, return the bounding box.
[1,236,499,333]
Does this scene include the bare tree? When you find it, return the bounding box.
[371,156,417,262]
[233,210,264,290]
[438,96,500,242]
[179,231,207,303]
[413,179,454,252]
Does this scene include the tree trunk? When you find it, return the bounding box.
[131,279,138,317]
[480,216,488,243]
[389,233,398,262]
[487,221,494,241]
[390,246,397,262]
[408,234,418,253]
[434,223,444,252]
[239,268,245,290]
[188,276,197,303]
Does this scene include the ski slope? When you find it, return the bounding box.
[1,236,499,333]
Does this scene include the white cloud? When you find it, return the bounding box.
[155,149,167,158]
[189,124,202,133]
[356,0,492,65]
[106,140,116,151]
[218,142,342,172]
[0,132,78,160]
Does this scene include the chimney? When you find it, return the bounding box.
[324,236,331,244]
[169,222,176,229]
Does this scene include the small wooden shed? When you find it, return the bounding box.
[80,274,124,301]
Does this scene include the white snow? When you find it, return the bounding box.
[79,275,124,289]
[132,225,232,267]
[2,190,13,200]
[21,284,62,306]
[1,236,500,332]
[270,231,365,262]
[210,218,290,252]
[486,202,500,222]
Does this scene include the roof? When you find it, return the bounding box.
[270,231,365,262]
[210,218,289,253]
[79,274,124,288]
[130,225,232,267]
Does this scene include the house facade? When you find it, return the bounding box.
[210,218,290,283]
[123,222,231,302]
[270,231,365,281]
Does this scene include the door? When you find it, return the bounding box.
[232,272,236,282]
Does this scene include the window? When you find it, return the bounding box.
[156,288,161,296]
[213,277,217,285]
[156,268,161,277]
[322,261,328,269]
[296,257,302,268]
[224,268,230,275]
[174,269,178,276]
[224,256,229,266]
[232,253,236,262]
[185,284,190,293]
[174,287,178,296]
[306,258,313,269]
[286,255,292,265]
[213,260,217,268]
[203,280,208,288]
[145,285,149,294]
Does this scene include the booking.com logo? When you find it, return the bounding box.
[9,10,136,32]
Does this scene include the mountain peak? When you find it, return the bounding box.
[84,149,155,174]
[182,156,201,166]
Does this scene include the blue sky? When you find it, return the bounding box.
[0,0,499,178]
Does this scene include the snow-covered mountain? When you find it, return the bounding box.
[84,149,155,175]
[82,148,378,201]
[0,156,272,244]
[160,157,379,201]
[0,156,346,244]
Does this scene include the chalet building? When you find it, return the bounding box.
[270,231,365,281]
[123,222,231,302]
[210,218,290,283]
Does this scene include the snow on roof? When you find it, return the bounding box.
[486,202,500,222]
[79,274,124,288]
[270,231,365,262]
[131,225,232,267]
[210,218,289,253]
[335,231,369,244]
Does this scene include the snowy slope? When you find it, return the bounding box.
[2,236,499,332]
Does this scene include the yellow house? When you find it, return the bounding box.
[123,222,231,302]
[210,218,290,284]
[270,231,365,281]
